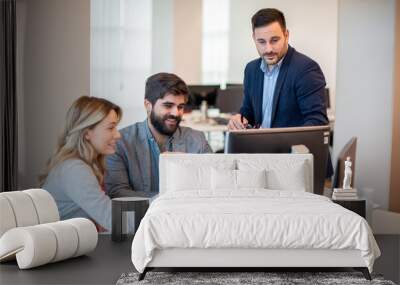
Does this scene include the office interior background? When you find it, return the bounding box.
[4,0,399,234]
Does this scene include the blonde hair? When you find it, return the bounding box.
[39,96,122,186]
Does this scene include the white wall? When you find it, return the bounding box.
[17,0,90,188]
[334,0,395,214]
[228,0,338,110]
[173,0,203,84]
[160,0,338,105]
[91,0,151,128]
[152,0,174,74]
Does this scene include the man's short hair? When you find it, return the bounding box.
[145,73,189,105]
[251,8,286,32]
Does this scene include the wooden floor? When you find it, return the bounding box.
[0,234,398,284]
[373,234,400,284]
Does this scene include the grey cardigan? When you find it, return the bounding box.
[43,159,112,230]
[105,120,212,198]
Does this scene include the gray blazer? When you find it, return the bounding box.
[105,120,212,198]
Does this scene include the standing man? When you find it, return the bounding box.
[105,73,212,198]
[228,8,328,130]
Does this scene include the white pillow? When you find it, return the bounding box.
[266,162,307,191]
[166,160,235,192]
[167,163,209,191]
[236,169,267,189]
[211,168,267,191]
[237,158,310,192]
[211,168,236,190]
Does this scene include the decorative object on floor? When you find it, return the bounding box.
[116,271,395,285]
[0,189,98,269]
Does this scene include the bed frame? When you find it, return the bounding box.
[137,154,372,281]
[138,248,371,280]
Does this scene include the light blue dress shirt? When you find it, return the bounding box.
[144,122,173,194]
[260,58,284,128]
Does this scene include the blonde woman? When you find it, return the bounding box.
[40,96,122,231]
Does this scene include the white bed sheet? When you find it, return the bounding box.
[131,190,380,273]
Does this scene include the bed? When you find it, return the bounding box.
[131,154,380,280]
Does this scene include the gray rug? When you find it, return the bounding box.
[116,271,396,285]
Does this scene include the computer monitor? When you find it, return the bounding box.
[215,86,244,113]
[325,88,331,109]
[187,85,220,110]
[225,126,331,195]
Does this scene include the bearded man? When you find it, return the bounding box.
[105,73,212,197]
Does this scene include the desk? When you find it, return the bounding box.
[180,119,228,133]
[181,115,228,152]
[0,235,133,285]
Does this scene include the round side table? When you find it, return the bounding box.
[111,197,150,242]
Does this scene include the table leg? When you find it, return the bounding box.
[134,201,149,234]
[112,200,122,242]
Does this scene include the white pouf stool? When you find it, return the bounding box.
[0,189,98,269]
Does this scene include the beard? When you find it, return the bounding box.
[149,110,181,136]
[262,44,288,66]
[263,52,283,66]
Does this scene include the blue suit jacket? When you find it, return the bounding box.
[240,45,328,127]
